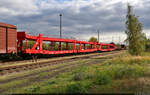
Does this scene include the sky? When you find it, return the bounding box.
[0,0,150,44]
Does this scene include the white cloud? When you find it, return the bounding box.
[0,0,145,16]
[0,0,40,16]
[0,0,150,43]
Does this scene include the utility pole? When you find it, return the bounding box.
[112,36,114,42]
[119,36,121,44]
[59,14,62,50]
[97,29,100,43]
[59,14,62,38]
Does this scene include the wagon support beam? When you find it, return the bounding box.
[17,32,116,54]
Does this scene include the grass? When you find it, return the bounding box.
[0,79,28,90]
[2,54,114,93]
[3,51,148,93]
[17,51,150,93]
[0,51,122,81]
[0,58,92,81]
[0,59,90,90]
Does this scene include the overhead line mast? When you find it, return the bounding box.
[98,29,100,43]
[59,14,62,50]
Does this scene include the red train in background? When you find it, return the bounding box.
[0,22,117,55]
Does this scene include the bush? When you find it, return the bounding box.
[112,65,134,79]
[73,72,87,81]
[72,65,88,81]
[47,81,56,85]
[94,70,112,85]
[106,64,146,79]
[102,56,150,66]
[65,82,88,93]
[128,58,150,65]
[25,86,40,93]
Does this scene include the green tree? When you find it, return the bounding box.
[125,4,146,55]
[89,37,98,42]
[23,41,35,49]
[145,38,150,51]
[23,41,51,50]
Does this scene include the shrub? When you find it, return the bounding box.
[73,72,87,81]
[103,56,150,66]
[128,58,150,65]
[25,86,40,93]
[47,81,56,85]
[94,70,112,85]
[72,65,88,81]
[65,82,88,93]
[106,64,146,79]
[113,65,133,79]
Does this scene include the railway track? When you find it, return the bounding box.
[0,51,125,76]
[0,51,125,93]
[0,52,126,93]
[0,51,120,65]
